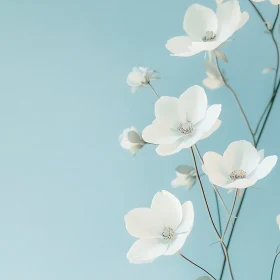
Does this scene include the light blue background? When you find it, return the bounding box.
[0,0,279,279]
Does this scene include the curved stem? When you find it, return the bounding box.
[215,58,256,145]
[254,100,271,135]
[190,147,234,280]
[148,82,160,98]
[270,251,280,280]
[219,4,280,279]
[179,251,217,280]
[221,190,238,242]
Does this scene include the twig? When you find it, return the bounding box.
[179,251,217,280]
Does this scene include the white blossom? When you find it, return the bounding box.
[203,140,278,189]
[127,67,160,93]
[166,0,249,57]
[251,0,280,5]
[171,165,197,189]
[142,85,221,156]
[119,127,145,155]
[125,190,194,264]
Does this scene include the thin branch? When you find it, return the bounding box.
[179,251,217,280]
[148,82,160,98]
[215,57,256,145]
[270,251,280,280]
[221,190,238,242]
[190,147,234,280]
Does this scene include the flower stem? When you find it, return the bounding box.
[219,4,280,279]
[215,57,256,145]
[178,251,217,280]
[270,251,280,280]
[148,82,160,98]
[221,190,238,242]
[190,147,234,280]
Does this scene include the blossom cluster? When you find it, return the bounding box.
[119,0,280,278]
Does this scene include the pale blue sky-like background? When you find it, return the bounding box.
[0,0,279,279]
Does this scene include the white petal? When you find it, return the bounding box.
[171,177,187,188]
[200,119,221,140]
[251,0,265,1]
[142,121,181,145]
[223,140,260,174]
[203,77,223,89]
[203,152,231,186]
[205,60,221,78]
[164,233,189,255]
[276,214,280,226]
[262,67,275,74]
[155,96,180,126]
[270,0,280,5]
[225,178,256,189]
[258,149,265,161]
[216,0,242,42]
[237,11,249,30]
[178,85,208,124]
[213,49,228,63]
[195,104,222,133]
[151,191,183,230]
[176,165,195,175]
[125,208,165,238]
[127,70,145,87]
[156,138,185,156]
[176,201,194,234]
[183,4,218,40]
[248,156,278,181]
[165,36,194,56]
[127,238,168,264]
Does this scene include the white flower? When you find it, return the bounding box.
[171,165,197,189]
[119,127,145,155]
[252,0,280,5]
[125,190,194,264]
[203,60,224,89]
[203,140,278,189]
[127,67,160,93]
[166,0,249,57]
[277,214,280,230]
[142,85,222,156]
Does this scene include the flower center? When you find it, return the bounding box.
[162,227,175,240]
[229,169,247,180]
[177,121,194,135]
[202,31,216,42]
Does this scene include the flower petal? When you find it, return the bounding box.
[270,0,280,5]
[164,233,189,255]
[151,191,182,230]
[142,121,182,145]
[248,155,278,181]
[237,11,249,30]
[156,138,185,156]
[176,201,194,234]
[223,140,260,174]
[183,4,218,40]
[155,96,180,126]
[127,238,168,264]
[125,208,165,238]
[178,85,208,124]
[225,178,256,189]
[195,104,222,133]
[200,119,221,140]
[216,0,242,42]
[166,36,193,55]
[203,152,231,186]
[258,149,265,161]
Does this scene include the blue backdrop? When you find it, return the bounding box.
[0,0,279,279]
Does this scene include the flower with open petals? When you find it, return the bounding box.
[125,190,194,264]
[142,85,221,156]
[203,140,278,189]
[127,67,160,93]
[119,127,145,155]
[171,165,197,189]
[166,0,249,57]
